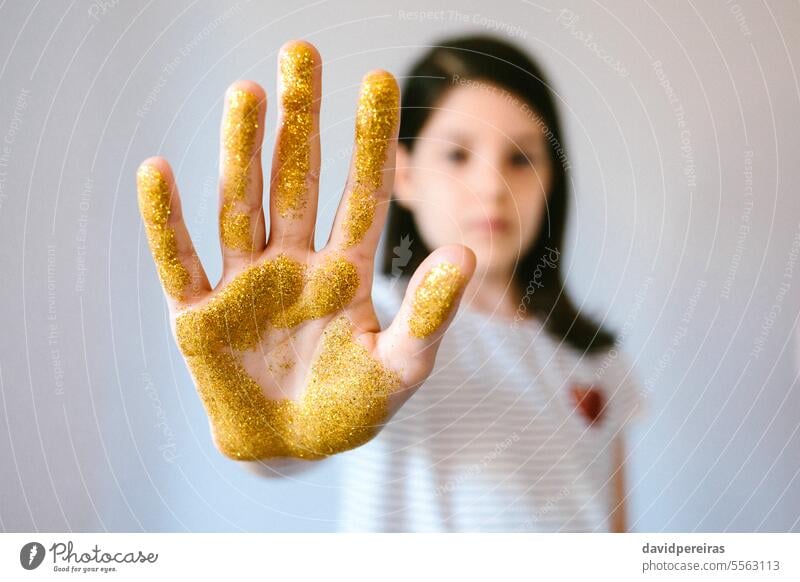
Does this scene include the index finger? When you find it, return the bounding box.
[325,69,400,260]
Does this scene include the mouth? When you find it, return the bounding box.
[470,217,511,234]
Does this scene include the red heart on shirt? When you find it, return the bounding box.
[570,384,606,426]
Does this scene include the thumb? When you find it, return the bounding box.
[376,244,475,400]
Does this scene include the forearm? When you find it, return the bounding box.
[610,434,628,532]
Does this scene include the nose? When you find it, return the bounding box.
[469,154,508,203]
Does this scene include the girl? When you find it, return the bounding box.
[339,36,644,533]
[136,36,643,533]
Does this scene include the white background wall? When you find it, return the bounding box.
[1,0,798,532]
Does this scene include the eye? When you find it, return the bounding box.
[445,148,469,164]
[510,152,535,167]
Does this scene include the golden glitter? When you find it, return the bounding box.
[186,352,293,459]
[274,43,315,219]
[408,262,465,339]
[219,208,253,252]
[156,66,403,460]
[273,255,359,328]
[171,245,387,459]
[342,71,399,247]
[175,254,305,355]
[291,316,400,457]
[184,316,398,460]
[220,89,260,250]
[136,165,191,300]
[175,254,360,356]
[277,358,295,373]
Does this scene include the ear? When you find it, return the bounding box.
[393,143,416,211]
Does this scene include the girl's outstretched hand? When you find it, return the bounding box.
[136,40,475,461]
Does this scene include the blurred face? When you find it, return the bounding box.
[394,83,555,279]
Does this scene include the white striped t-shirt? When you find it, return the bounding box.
[337,275,645,532]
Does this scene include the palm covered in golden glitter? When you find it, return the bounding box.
[136,41,474,461]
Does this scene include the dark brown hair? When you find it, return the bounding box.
[381,35,615,352]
